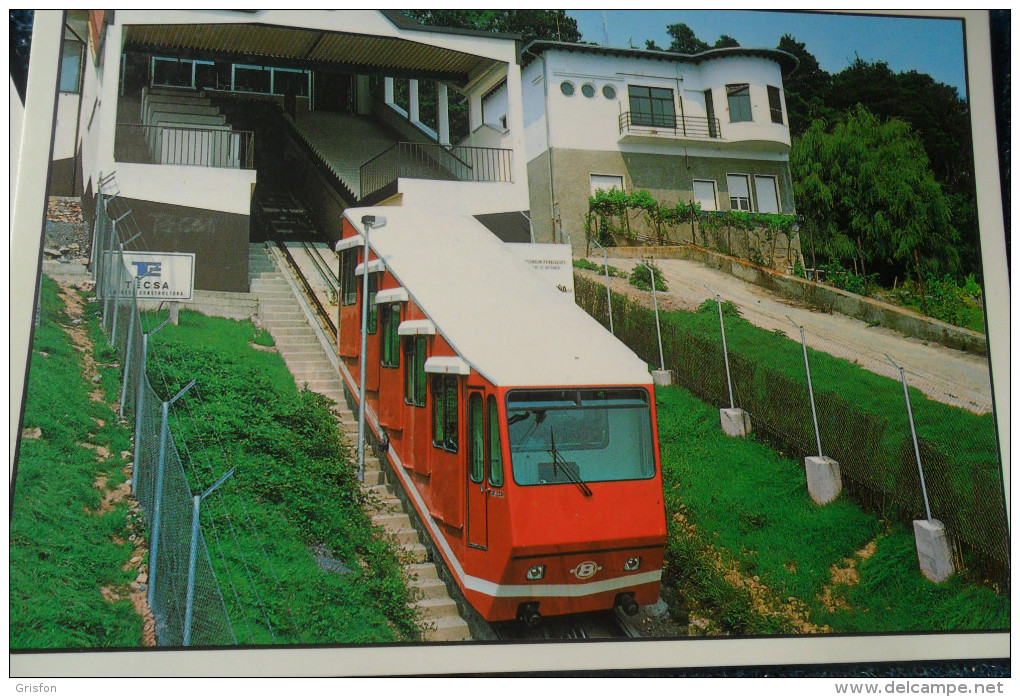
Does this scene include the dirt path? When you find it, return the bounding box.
[55,274,157,647]
[578,257,994,413]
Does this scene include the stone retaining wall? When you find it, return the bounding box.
[607,245,987,356]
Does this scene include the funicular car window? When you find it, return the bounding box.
[506,388,655,487]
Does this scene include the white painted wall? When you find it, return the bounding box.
[51,92,80,160]
[522,48,791,158]
[115,163,256,215]
[394,179,529,215]
[506,243,574,293]
[10,79,25,205]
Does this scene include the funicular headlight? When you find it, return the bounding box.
[526,565,546,581]
[624,557,641,572]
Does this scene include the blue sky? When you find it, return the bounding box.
[567,10,968,98]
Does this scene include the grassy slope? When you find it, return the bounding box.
[142,309,420,644]
[10,276,140,649]
[656,385,1009,635]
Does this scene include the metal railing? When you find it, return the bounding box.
[619,111,721,139]
[115,123,255,169]
[359,142,513,201]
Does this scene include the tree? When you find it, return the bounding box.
[791,106,958,285]
[776,34,834,136]
[401,10,581,45]
[713,34,740,48]
[666,23,709,54]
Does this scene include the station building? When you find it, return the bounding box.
[51,10,531,292]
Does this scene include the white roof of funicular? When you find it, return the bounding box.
[343,207,652,388]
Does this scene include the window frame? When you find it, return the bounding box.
[726,173,753,212]
[469,393,484,484]
[693,179,719,212]
[726,83,752,123]
[432,374,459,453]
[340,248,359,306]
[767,85,784,125]
[379,302,401,369]
[59,39,84,94]
[628,85,676,129]
[754,175,781,214]
[404,335,427,408]
[366,273,379,334]
[590,173,625,197]
[487,395,504,488]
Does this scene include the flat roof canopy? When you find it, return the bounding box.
[123,23,502,85]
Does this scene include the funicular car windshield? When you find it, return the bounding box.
[506,388,655,488]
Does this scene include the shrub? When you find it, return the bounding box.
[629,261,668,292]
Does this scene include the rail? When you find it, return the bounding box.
[115,123,255,169]
[618,111,721,139]
[359,142,513,201]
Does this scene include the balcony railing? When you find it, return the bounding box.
[619,111,722,139]
[359,142,513,201]
[115,123,255,169]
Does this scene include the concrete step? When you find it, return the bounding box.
[411,578,453,602]
[408,563,439,582]
[374,513,412,533]
[361,468,387,486]
[270,325,318,337]
[424,615,472,642]
[401,542,428,564]
[414,597,460,622]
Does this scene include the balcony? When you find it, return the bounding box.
[618,111,722,142]
[115,123,255,169]
[359,142,513,203]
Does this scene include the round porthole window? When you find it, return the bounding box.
[602,84,617,100]
[581,83,596,98]
[560,81,575,96]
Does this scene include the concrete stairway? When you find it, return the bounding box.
[248,243,472,642]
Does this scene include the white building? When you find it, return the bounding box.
[482,41,799,253]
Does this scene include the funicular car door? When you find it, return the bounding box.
[466,390,488,549]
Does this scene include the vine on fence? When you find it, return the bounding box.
[584,188,797,268]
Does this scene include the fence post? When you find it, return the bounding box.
[147,373,195,615]
[789,316,842,505]
[130,332,148,493]
[592,238,613,335]
[639,260,671,388]
[886,354,954,583]
[183,468,234,647]
[119,298,136,420]
[710,289,751,437]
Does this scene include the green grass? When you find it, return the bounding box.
[655,385,1009,635]
[10,276,141,649]
[143,309,421,644]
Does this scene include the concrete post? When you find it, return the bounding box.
[804,456,842,505]
[468,93,482,132]
[169,302,180,325]
[913,519,955,582]
[408,79,419,123]
[384,77,394,105]
[712,290,750,436]
[437,83,450,145]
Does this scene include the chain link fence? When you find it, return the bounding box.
[92,188,237,646]
[574,274,1009,583]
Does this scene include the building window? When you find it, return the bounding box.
[469,393,484,483]
[602,84,617,100]
[340,248,358,306]
[404,336,427,407]
[273,67,311,97]
[432,374,459,453]
[726,84,752,123]
[366,274,379,334]
[487,395,504,487]
[233,64,272,94]
[693,180,718,212]
[152,57,194,88]
[754,175,781,214]
[560,81,575,96]
[590,174,624,196]
[59,40,83,93]
[727,174,752,211]
[581,83,596,98]
[628,85,675,128]
[767,86,783,126]
[380,303,401,368]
